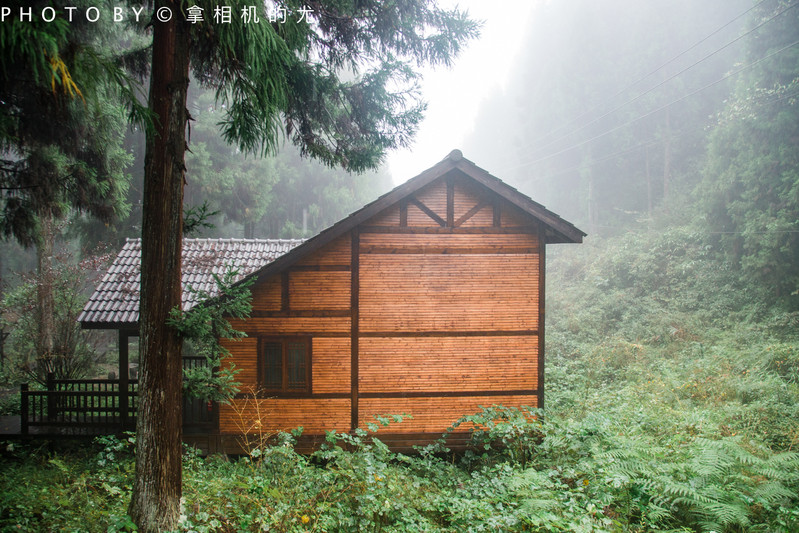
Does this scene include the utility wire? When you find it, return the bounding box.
[515,0,798,170]
[502,38,799,174]
[524,87,799,185]
[521,0,768,154]
[520,0,798,163]
[525,139,660,184]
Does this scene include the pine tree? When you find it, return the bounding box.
[129,2,478,530]
[0,1,134,375]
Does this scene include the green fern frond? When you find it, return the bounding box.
[704,501,751,527]
[752,481,795,504]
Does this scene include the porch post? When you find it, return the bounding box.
[119,330,130,430]
[46,372,55,421]
[20,383,28,435]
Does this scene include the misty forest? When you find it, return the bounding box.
[2,0,799,531]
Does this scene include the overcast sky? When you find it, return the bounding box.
[385,0,536,184]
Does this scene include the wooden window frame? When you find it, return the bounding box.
[257,337,312,396]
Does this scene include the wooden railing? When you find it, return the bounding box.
[21,377,138,435]
[20,356,215,436]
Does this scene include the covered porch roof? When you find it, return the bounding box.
[78,238,304,330]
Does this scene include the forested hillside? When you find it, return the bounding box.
[464,0,799,440]
[464,0,798,311]
[471,0,799,528]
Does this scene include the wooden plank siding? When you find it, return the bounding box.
[359,395,538,434]
[359,336,537,392]
[219,398,350,435]
[312,338,351,394]
[359,254,538,333]
[220,173,543,442]
[221,234,354,435]
[294,234,351,266]
[249,278,281,312]
[289,271,350,310]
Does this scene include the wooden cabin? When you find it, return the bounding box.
[72,150,584,452]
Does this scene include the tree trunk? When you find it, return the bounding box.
[0,252,5,372]
[35,213,55,374]
[128,3,191,531]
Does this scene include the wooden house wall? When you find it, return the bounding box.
[220,173,542,439]
[220,236,353,436]
[357,176,540,435]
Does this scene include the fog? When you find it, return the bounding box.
[454,0,753,235]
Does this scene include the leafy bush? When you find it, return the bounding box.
[0,248,113,386]
[2,202,799,532]
[0,389,20,415]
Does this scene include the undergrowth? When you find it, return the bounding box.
[2,224,799,531]
[1,400,798,532]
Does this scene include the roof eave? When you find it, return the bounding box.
[449,157,586,244]
[80,320,138,331]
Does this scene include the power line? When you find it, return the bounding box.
[519,1,798,164]
[525,139,659,184]
[514,0,798,174]
[521,0,768,155]
[582,224,799,235]
[524,87,799,185]
[708,230,799,234]
[502,38,799,174]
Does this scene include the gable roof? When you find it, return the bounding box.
[79,238,304,328]
[240,149,585,287]
[80,150,584,329]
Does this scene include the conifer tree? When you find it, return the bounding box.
[131,2,478,530]
[0,1,134,376]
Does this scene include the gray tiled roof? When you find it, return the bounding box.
[79,238,304,327]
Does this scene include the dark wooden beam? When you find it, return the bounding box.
[288,264,351,272]
[350,228,360,431]
[359,225,536,235]
[281,271,290,312]
[248,331,351,338]
[399,199,408,227]
[409,198,446,227]
[537,225,546,410]
[235,392,350,400]
[453,200,489,228]
[359,245,536,255]
[360,390,537,399]
[250,310,352,318]
[119,330,130,430]
[359,330,538,338]
[446,176,455,227]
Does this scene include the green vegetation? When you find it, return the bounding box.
[0,244,114,385]
[2,227,798,531]
[1,0,798,530]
